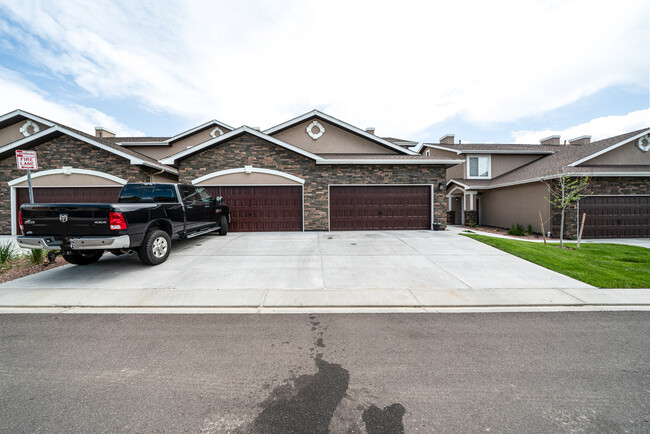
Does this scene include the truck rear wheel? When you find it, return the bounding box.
[62,250,104,265]
[218,215,228,236]
[138,229,171,265]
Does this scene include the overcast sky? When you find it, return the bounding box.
[0,0,647,144]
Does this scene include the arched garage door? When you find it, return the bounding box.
[203,186,303,232]
[15,187,122,233]
[330,185,432,230]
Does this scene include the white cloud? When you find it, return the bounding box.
[511,108,650,144]
[0,0,647,138]
[0,68,145,136]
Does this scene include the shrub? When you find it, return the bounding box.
[26,249,46,265]
[526,224,534,235]
[0,241,16,264]
[508,224,525,236]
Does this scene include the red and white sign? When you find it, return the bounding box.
[16,150,38,170]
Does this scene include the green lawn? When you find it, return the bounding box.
[461,233,650,288]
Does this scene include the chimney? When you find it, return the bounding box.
[366,127,375,135]
[569,135,591,146]
[540,135,561,145]
[439,134,455,145]
[95,127,116,138]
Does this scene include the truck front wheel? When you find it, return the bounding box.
[218,215,228,236]
[138,229,171,265]
[62,250,104,265]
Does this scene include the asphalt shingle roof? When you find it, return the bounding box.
[449,128,650,189]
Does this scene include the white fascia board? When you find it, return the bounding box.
[264,109,419,156]
[117,141,169,146]
[316,159,465,165]
[446,179,471,189]
[471,171,650,190]
[160,126,324,165]
[568,129,650,167]
[0,109,56,128]
[166,119,234,143]
[422,144,554,155]
[458,150,554,155]
[422,144,462,154]
[56,127,179,174]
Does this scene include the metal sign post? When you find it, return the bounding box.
[15,150,38,204]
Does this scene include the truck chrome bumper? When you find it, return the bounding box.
[17,235,131,250]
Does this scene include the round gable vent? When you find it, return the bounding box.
[20,120,40,137]
[306,120,325,140]
[637,134,650,152]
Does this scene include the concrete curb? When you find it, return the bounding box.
[0,288,648,313]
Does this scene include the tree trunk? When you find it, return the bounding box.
[560,180,566,248]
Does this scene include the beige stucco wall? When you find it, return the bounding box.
[272,119,397,155]
[585,140,650,166]
[12,172,125,187]
[194,171,301,186]
[447,162,465,179]
[480,182,550,231]
[490,154,542,177]
[0,120,49,147]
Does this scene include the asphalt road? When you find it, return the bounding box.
[1,312,648,433]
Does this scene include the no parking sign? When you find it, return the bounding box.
[15,150,38,204]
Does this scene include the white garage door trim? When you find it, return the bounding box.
[191,167,305,185]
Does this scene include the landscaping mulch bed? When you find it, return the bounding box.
[0,256,67,284]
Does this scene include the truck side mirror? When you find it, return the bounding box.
[214,196,222,203]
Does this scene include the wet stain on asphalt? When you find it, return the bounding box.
[247,357,350,433]
[245,315,406,433]
[362,403,406,434]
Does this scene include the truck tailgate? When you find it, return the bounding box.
[21,204,114,236]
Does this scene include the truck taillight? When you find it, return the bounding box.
[109,212,127,230]
[19,211,24,232]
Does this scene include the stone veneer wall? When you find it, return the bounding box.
[550,177,650,238]
[0,136,151,233]
[178,133,447,231]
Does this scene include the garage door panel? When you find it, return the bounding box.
[581,196,649,238]
[204,186,302,232]
[330,185,431,231]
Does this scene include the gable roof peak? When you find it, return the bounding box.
[263,109,418,155]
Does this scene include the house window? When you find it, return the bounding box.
[467,155,490,178]
[425,149,430,156]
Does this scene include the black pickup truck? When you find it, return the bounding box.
[17,183,230,265]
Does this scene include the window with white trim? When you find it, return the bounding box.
[467,155,490,178]
[425,149,430,156]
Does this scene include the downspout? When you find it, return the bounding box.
[150,168,165,182]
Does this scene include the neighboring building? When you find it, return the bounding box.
[0,110,178,235]
[0,109,461,234]
[422,130,650,238]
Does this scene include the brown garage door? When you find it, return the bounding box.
[330,185,431,231]
[580,196,650,238]
[15,187,123,233]
[204,186,302,232]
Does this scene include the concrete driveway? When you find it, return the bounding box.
[0,230,604,309]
